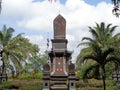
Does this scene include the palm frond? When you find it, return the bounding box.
[106,23,112,29]
[105,56,120,65]
[83,64,100,80]
[77,42,90,47]
[110,26,118,33]
[76,47,93,65]
[103,48,114,59]
[114,33,120,37]
[89,27,99,39]
[84,55,99,63]
[82,37,93,41]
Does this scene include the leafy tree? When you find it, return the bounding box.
[77,22,120,90]
[27,54,48,72]
[0,25,39,74]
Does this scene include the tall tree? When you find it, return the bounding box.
[77,22,120,90]
[0,25,39,73]
[24,54,47,73]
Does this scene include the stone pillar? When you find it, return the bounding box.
[69,79,76,90]
[68,62,76,90]
[43,78,50,90]
[43,63,50,90]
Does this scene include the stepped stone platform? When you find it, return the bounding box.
[51,72,67,76]
[50,76,68,89]
[50,84,68,90]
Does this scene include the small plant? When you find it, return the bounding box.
[18,72,43,80]
[18,74,32,80]
[106,86,117,90]
[34,72,43,79]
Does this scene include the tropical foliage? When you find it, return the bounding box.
[0,25,39,74]
[77,22,120,90]
[21,54,48,74]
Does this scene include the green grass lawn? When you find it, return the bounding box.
[0,78,118,90]
[76,79,117,90]
[0,79,43,90]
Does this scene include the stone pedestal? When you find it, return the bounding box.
[43,76,50,90]
[68,62,76,90]
[0,74,8,82]
[43,64,50,90]
[68,76,76,90]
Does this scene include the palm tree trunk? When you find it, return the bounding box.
[102,66,106,90]
[2,60,5,73]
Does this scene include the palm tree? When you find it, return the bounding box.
[77,22,120,64]
[77,22,120,90]
[112,0,120,6]
[0,25,15,73]
[8,35,39,75]
[112,0,120,17]
[0,25,39,74]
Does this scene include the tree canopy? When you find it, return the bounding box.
[0,25,40,74]
[77,22,120,90]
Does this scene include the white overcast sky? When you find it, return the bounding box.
[0,0,120,62]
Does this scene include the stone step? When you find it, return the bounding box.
[51,75,68,78]
[50,78,67,81]
[51,72,68,76]
[50,84,68,90]
[50,80,67,85]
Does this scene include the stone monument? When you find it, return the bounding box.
[43,14,77,90]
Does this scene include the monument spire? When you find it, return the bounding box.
[53,14,66,39]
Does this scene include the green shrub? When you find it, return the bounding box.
[34,73,43,79]
[18,74,32,80]
[106,86,117,90]
[18,72,43,80]
[0,81,12,89]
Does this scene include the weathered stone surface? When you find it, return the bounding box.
[50,84,68,90]
[69,62,75,73]
[43,63,50,72]
[54,14,66,39]
[43,14,77,90]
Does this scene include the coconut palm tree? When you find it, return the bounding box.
[77,22,120,90]
[0,25,39,74]
[7,35,39,74]
[0,25,15,73]
[77,22,120,65]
